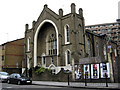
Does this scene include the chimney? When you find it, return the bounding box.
[44,4,48,9]
[71,3,76,14]
[79,8,83,17]
[25,24,29,31]
[32,20,36,29]
[59,8,63,18]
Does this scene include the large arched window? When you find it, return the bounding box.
[47,34,57,55]
[65,25,70,44]
[65,50,71,65]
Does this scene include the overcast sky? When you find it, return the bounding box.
[0,0,119,44]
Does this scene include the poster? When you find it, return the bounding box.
[74,65,83,80]
[91,64,99,79]
[100,62,110,78]
[84,65,90,79]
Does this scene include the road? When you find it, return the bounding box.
[1,82,98,90]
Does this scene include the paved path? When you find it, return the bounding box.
[32,81,120,89]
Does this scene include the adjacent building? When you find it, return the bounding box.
[0,45,2,71]
[0,38,24,74]
[85,20,120,56]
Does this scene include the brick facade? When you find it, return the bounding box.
[1,38,24,74]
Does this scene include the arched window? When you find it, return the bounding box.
[48,34,57,55]
[65,25,70,44]
[103,44,107,60]
[87,39,91,56]
[96,42,99,56]
[27,37,31,51]
[65,50,71,65]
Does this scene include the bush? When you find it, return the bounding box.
[35,67,45,75]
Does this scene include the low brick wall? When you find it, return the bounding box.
[32,68,72,82]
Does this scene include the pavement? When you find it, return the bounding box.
[32,81,120,89]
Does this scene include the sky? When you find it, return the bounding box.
[0,0,119,44]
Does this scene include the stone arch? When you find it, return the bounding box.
[34,19,59,67]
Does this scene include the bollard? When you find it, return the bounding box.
[105,73,108,87]
[68,74,70,86]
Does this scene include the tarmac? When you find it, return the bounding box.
[32,81,120,89]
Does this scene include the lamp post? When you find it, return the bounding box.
[85,72,87,86]
[65,69,71,86]
[105,73,108,87]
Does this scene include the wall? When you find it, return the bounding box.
[32,68,72,82]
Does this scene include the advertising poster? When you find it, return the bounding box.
[84,65,90,79]
[100,62,110,78]
[91,64,99,79]
[74,65,83,80]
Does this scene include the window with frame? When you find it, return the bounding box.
[87,39,91,56]
[2,55,4,61]
[103,44,107,60]
[42,56,46,66]
[48,34,57,55]
[2,45,5,50]
[65,50,71,65]
[96,42,99,56]
[65,25,70,44]
[51,57,54,64]
[27,37,31,51]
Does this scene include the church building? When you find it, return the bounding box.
[23,3,119,82]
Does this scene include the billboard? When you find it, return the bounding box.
[100,62,110,78]
[91,64,99,79]
[84,65,90,79]
[74,65,83,80]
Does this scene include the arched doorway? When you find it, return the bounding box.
[34,20,59,67]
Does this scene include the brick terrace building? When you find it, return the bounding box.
[1,38,24,74]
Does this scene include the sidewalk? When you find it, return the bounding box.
[32,81,120,89]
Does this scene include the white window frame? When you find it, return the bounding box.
[27,37,31,51]
[64,25,70,44]
[65,50,71,66]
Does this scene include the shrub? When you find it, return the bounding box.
[35,67,45,75]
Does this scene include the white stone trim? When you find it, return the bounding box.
[34,19,59,67]
[64,24,70,44]
[65,49,71,66]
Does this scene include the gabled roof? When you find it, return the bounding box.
[37,4,59,21]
